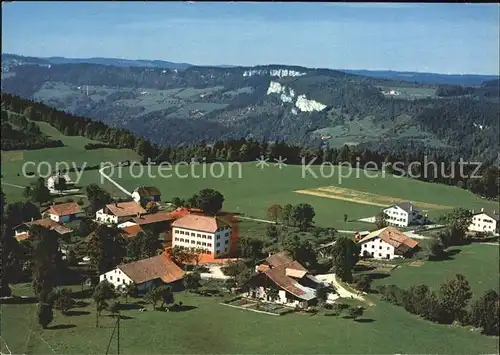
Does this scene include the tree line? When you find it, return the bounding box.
[2,93,498,200]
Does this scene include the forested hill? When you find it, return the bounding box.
[1,61,498,162]
[1,93,498,200]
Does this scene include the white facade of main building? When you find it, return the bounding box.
[172,225,232,256]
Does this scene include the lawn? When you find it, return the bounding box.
[1,120,140,202]
[2,121,497,233]
[372,243,500,296]
[1,283,498,354]
[97,162,497,231]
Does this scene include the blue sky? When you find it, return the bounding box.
[2,2,499,74]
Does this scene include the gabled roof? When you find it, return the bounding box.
[105,201,146,217]
[117,253,185,284]
[133,186,161,197]
[171,214,230,233]
[264,251,294,267]
[15,218,72,238]
[48,202,84,216]
[133,211,177,225]
[120,224,144,238]
[262,261,315,301]
[386,202,420,213]
[473,211,500,221]
[358,226,419,254]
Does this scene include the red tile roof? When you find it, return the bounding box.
[15,219,72,241]
[118,253,185,284]
[105,201,146,217]
[359,227,419,254]
[171,214,230,233]
[25,218,72,234]
[264,251,294,267]
[121,224,144,238]
[48,202,84,216]
[133,211,177,225]
[263,261,308,298]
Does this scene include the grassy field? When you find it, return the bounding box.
[1,282,498,355]
[372,243,499,296]
[96,162,497,231]
[2,121,497,232]
[1,120,140,202]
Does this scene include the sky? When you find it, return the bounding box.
[2,2,499,75]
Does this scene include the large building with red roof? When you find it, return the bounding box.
[357,226,419,260]
[171,214,233,257]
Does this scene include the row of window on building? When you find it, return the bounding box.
[174,230,231,239]
[362,244,391,251]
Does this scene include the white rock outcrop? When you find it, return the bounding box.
[267,81,296,104]
[243,68,306,78]
[269,69,306,78]
[295,95,327,112]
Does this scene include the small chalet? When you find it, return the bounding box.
[132,186,161,204]
[99,253,185,293]
[382,201,426,228]
[469,209,499,234]
[45,202,85,223]
[14,218,72,242]
[358,226,419,260]
[95,201,147,224]
[245,251,322,309]
[47,173,74,193]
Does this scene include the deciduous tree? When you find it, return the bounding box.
[469,289,499,336]
[37,302,54,329]
[375,212,388,229]
[195,189,224,216]
[92,280,117,327]
[32,226,61,302]
[267,204,283,224]
[439,273,472,323]
[183,271,201,292]
[291,203,315,231]
[330,237,360,283]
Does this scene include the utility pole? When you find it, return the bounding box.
[117,311,120,355]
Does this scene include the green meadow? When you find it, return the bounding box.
[1,279,498,355]
[1,121,497,231]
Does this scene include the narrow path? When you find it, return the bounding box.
[316,273,368,303]
[236,216,275,224]
[1,182,25,189]
[98,165,133,197]
[0,336,12,355]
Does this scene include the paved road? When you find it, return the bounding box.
[98,165,133,197]
[1,182,25,189]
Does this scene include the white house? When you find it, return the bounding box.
[99,253,184,293]
[95,201,147,225]
[171,214,232,257]
[47,173,74,193]
[469,209,499,233]
[45,202,85,223]
[382,202,425,228]
[245,252,321,309]
[132,186,161,205]
[358,226,419,260]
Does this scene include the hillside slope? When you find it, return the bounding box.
[1,61,498,161]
